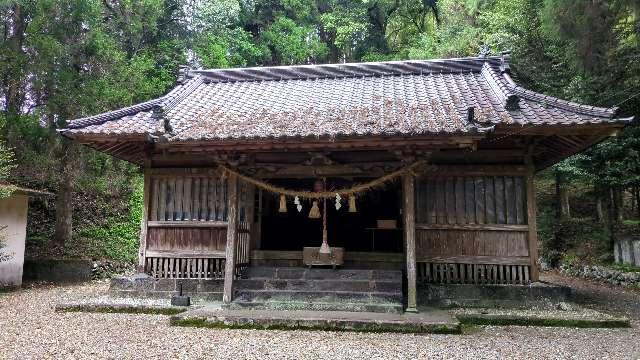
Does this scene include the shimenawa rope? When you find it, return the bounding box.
[218,160,426,199]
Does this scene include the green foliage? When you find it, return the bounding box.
[261,16,328,65]
[0,138,15,199]
[607,262,640,273]
[0,226,11,263]
[70,175,143,262]
[539,216,612,266]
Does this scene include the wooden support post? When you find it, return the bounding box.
[526,159,540,282]
[137,168,151,273]
[223,174,239,303]
[403,174,418,313]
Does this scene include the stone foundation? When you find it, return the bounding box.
[110,274,224,301]
[418,282,573,308]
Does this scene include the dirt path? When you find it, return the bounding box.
[542,270,640,320]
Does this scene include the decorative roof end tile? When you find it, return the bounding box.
[500,51,511,73]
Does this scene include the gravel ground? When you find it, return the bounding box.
[1,279,639,360]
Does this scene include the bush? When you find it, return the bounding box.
[70,175,143,262]
[539,215,610,267]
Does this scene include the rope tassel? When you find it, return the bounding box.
[348,195,357,213]
[308,200,321,219]
[278,194,287,213]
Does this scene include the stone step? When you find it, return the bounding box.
[225,300,404,314]
[234,278,402,293]
[233,289,403,304]
[172,307,461,333]
[244,267,403,282]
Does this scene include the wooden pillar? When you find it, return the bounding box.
[223,173,239,303]
[402,174,418,313]
[526,161,540,282]
[137,168,151,273]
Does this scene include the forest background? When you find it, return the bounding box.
[1,0,639,268]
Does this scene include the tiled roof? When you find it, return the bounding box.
[61,55,631,141]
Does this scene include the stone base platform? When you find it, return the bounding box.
[110,274,223,301]
[418,282,573,308]
[170,306,461,334]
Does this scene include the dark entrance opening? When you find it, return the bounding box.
[260,178,403,252]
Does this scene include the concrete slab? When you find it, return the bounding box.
[452,307,630,328]
[55,296,196,315]
[170,306,461,334]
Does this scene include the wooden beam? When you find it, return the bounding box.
[416,224,529,232]
[417,255,531,265]
[223,173,239,303]
[494,123,623,136]
[137,168,151,272]
[526,157,540,281]
[145,250,226,258]
[402,174,418,313]
[147,220,228,228]
[417,164,528,177]
[155,135,484,153]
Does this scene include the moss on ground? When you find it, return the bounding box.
[60,305,187,315]
[170,317,462,334]
[456,314,630,328]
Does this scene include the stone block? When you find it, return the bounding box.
[154,278,176,292]
[263,279,287,290]
[176,279,198,294]
[198,279,224,293]
[416,283,572,308]
[275,267,305,280]
[245,267,276,278]
[234,279,266,290]
[110,277,134,291]
[314,280,371,292]
[133,276,155,291]
[373,280,402,293]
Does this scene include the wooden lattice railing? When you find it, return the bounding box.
[417,261,531,285]
[145,256,226,279]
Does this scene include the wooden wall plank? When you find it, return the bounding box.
[464,177,475,224]
[505,177,516,224]
[514,177,524,225]
[474,177,485,224]
[455,177,465,224]
[494,176,505,224]
[158,178,167,221]
[183,177,192,221]
[445,177,456,224]
[201,177,208,221]
[150,178,159,221]
[436,178,446,224]
[484,177,496,224]
[427,179,436,224]
[166,178,175,221]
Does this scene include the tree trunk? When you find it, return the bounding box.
[611,186,623,222]
[635,186,640,220]
[555,171,570,219]
[53,151,75,247]
[3,4,28,123]
[596,196,604,222]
